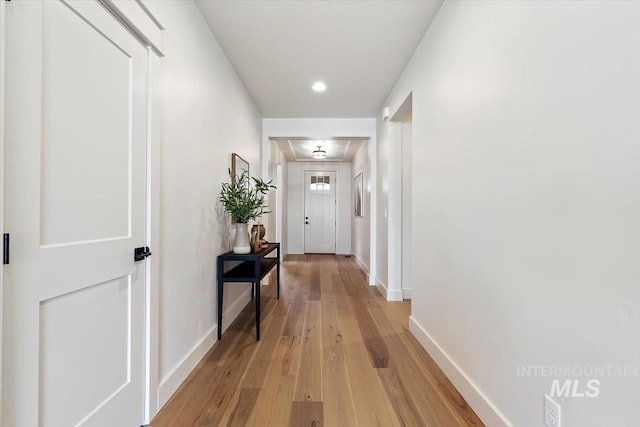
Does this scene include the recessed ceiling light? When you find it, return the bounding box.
[312,81,326,92]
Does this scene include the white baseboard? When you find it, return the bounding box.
[374,277,403,301]
[353,254,369,276]
[288,247,303,254]
[157,289,251,409]
[157,325,215,410]
[375,277,387,298]
[408,316,512,427]
[402,287,412,300]
[386,288,403,301]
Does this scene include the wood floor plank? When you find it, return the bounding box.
[190,327,261,426]
[377,368,425,427]
[150,310,256,426]
[350,297,389,368]
[210,302,256,367]
[150,255,484,427]
[245,269,304,426]
[289,401,323,427]
[215,302,288,424]
[333,276,402,427]
[239,309,286,389]
[321,274,359,426]
[367,299,459,422]
[281,263,308,336]
[337,262,389,369]
[226,387,261,426]
[439,382,485,426]
[293,300,323,401]
[308,272,321,300]
[244,335,302,426]
[368,295,484,425]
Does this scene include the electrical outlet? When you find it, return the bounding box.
[544,394,561,427]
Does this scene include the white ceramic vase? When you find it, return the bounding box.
[233,223,251,254]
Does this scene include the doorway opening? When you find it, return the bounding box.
[391,93,413,299]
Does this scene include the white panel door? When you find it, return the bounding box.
[3,1,148,426]
[304,171,336,253]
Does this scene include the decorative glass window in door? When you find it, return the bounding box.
[310,175,331,191]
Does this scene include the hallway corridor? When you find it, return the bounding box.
[151,255,483,426]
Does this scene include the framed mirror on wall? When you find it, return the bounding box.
[354,172,363,217]
[231,153,249,184]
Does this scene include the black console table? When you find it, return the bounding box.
[216,242,280,341]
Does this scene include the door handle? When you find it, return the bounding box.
[3,233,9,265]
[134,246,151,262]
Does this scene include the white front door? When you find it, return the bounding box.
[3,1,148,426]
[304,171,336,253]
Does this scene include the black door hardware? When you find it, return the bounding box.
[3,234,9,265]
[134,246,151,262]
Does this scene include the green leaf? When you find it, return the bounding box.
[218,169,277,223]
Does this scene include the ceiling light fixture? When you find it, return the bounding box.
[312,81,326,92]
[312,146,327,159]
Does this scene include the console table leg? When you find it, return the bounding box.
[217,280,223,340]
[255,282,260,341]
[276,255,280,300]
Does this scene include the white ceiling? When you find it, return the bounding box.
[196,0,443,118]
[273,138,365,162]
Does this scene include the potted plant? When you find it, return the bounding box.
[219,169,276,254]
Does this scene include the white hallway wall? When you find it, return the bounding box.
[381,1,640,426]
[278,149,289,256]
[400,120,412,299]
[149,0,262,410]
[263,140,288,255]
[351,141,371,273]
[376,123,390,291]
[376,119,404,300]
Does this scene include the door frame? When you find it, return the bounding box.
[0,0,7,417]
[93,3,164,423]
[383,92,413,302]
[391,93,413,301]
[303,170,337,253]
[145,48,162,423]
[298,162,342,254]
[276,164,283,246]
[0,1,164,423]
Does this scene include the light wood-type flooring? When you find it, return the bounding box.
[150,254,484,426]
